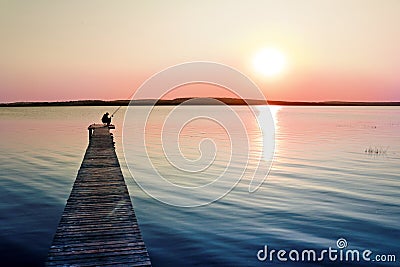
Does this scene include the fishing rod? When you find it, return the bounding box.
[110,89,136,117]
[111,105,123,117]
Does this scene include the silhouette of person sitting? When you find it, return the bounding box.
[101,112,112,126]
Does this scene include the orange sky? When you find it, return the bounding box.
[1,1,399,102]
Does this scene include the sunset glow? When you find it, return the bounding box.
[253,48,287,77]
[0,1,399,102]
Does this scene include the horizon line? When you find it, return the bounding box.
[1,98,400,107]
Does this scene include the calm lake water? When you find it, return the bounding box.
[0,106,399,266]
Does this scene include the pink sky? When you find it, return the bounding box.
[1,1,399,103]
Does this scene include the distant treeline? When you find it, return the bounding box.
[1,98,400,107]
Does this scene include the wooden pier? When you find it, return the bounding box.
[46,124,151,266]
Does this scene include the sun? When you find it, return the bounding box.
[253,48,287,77]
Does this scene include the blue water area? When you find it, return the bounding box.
[0,106,399,266]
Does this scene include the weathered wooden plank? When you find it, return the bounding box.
[49,241,147,251]
[46,124,151,266]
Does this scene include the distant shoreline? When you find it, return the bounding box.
[1,98,400,107]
